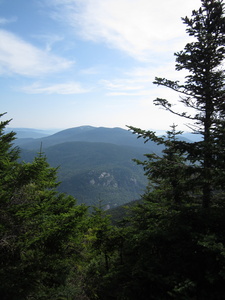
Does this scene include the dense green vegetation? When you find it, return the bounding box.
[0,114,88,299]
[1,1,225,299]
[20,141,148,207]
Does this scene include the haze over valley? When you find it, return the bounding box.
[8,125,198,208]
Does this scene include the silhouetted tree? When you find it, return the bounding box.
[130,0,225,208]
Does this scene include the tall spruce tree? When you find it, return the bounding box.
[130,0,225,208]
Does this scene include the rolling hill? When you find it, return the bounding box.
[14,125,198,207]
[13,126,162,153]
[20,141,148,207]
[16,126,157,207]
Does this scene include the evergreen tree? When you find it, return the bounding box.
[131,124,194,207]
[0,114,88,299]
[115,1,225,298]
[130,0,225,208]
[80,204,126,300]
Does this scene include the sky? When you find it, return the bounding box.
[1,0,202,131]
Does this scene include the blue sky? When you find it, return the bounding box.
[1,0,201,131]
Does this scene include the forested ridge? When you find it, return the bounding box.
[1,1,225,299]
[19,139,149,207]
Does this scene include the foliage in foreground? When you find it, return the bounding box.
[0,113,88,299]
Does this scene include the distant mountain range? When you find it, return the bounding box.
[5,127,58,139]
[8,126,162,151]
[8,126,201,208]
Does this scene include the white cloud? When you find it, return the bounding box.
[21,82,89,94]
[126,63,189,82]
[48,0,201,61]
[32,34,64,52]
[100,60,189,97]
[0,16,17,25]
[106,90,152,97]
[0,29,74,76]
[100,75,153,97]
[99,63,173,96]
[101,79,145,91]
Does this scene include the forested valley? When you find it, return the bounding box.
[1,1,225,299]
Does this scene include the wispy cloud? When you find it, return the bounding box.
[101,79,145,91]
[100,61,189,97]
[47,0,201,61]
[100,78,147,96]
[0,16,17,25]
[32,34,64,52]
[0,29,74,77]
[21,81,89,94]
[106,90,152,97]
[99,63,169,96]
